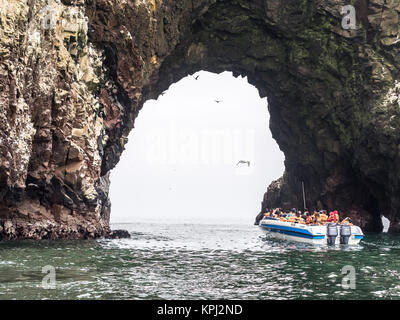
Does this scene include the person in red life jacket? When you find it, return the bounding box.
[334,210,339,222]
[328,210,340,223]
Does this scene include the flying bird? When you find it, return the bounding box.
[194,75,200,80]
[236,160,251,167]
[160,91,166,96]
[214,100,223,104]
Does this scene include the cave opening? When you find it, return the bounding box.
[109,71,285,223]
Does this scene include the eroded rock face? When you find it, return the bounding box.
[0,0,400,237]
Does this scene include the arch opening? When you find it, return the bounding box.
[109,71,285,223]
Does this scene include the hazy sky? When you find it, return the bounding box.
[109,71,285,224]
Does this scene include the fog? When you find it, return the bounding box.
[109,71,285,224]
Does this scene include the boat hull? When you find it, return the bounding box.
[259,218,363,245]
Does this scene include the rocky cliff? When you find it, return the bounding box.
[0,0,399,238]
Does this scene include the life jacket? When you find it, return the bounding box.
[320,213,328,222]
[265,212,271,217]
[294,216,301,223]
[328,211,338,223]
[279,217,286,222]
[287,216,295,223]
[334,212,339,222]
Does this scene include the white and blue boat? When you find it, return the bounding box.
[259,217,364,245]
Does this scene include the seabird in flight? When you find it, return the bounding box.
[236,160,251,167]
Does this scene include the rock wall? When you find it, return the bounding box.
[0,0,400,238]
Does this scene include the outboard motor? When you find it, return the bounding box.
[326,223,338,245]
[340,224,352,245]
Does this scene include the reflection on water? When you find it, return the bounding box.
[0,222,399,299]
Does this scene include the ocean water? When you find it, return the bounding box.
[0,222,399,300]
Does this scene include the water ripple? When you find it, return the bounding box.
[0,223,399,299]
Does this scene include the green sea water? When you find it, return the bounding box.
[0,222,399,300]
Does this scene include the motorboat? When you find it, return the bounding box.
[259,217,364,245]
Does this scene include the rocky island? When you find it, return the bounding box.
[0,0,400,239]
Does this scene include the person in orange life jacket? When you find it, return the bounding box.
[342,217,353,226]
[297,211,302,221]
[314,212,322,225]
[287,213,296,223]
[319,210,328,224]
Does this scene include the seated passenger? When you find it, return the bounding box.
[313,213,321,225]
[271,208,279,219]
[310,211,316,223]
[294,213,301,223]
[327,210,339,223]
[283,212,289,220]
[342,217,353,226]
[320,210,328,224]
[334,210,340,222]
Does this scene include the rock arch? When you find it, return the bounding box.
[0,0,399,238]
